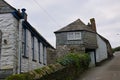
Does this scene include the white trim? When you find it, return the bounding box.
[67,32,81,40]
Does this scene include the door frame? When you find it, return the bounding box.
[85,49,97,66]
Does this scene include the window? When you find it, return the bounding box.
[22,27,28,58]
[0,30,2,60]
[67,32,81,40]
[43,45,46,65]
[31,35,36,61]
[38,41,41,63]
[75,32,81,40]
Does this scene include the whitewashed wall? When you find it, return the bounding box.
[20,25,47,72]
[96,35,107,62]
[0,13,47,73]
[0,13,18,73]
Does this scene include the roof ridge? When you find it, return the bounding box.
[54,18,94,33]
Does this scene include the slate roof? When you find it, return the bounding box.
[0,0,16,13]
[54,19,95,33]
[22,20,55,49]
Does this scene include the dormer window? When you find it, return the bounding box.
[67,32,81,40]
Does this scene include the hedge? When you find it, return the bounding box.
[112,46,120,53]
[6,53,90,80]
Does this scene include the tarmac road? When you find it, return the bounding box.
[77,52,120,80]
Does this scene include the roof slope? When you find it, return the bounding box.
[22,21,55,49]
[55,19,95,33]
[0,0,16,13]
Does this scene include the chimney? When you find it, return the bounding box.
[90,18,97,32]
[21,8,27,20]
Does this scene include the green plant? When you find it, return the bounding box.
[57,53,90,68]
[6,53,90,80]
[112,46,120,53]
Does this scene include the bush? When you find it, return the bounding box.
[6,53,90,80]
[112,46,120,53]
[57,53,90,68]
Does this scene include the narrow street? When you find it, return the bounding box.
[77,52,120,80]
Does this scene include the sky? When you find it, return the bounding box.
[5,0,120,48]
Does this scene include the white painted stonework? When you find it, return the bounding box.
[0,13,18,74]
[0,13,47,74]
[96,35,108,62]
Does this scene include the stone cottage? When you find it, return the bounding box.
[54,18,113,67]
[0,0,54,78]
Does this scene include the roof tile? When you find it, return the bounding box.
[54,19,95,33]
[0,0,16,13]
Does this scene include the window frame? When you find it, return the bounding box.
[43,45,46,65]
[67,32,82,40]
[31,35,36,61]
[38,41,41,63]
[0,30,2,60]
[22,27,28,58]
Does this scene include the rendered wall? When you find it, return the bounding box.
[96,35,108,62]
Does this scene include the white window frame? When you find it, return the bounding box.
[67,32,81,40]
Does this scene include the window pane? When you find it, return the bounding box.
[22,27,28,57]
[38,42,41,63]
[31,35,35,60]
[67,32,74,40]
[75,32,81,40]
[67,32,81,40]
[43,46,46,65]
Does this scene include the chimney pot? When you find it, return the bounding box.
[21,8,27,20]
[90,18,97,32]
[21,8,26,12]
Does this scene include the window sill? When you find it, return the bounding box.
[39,62,42,64]
[67,39,82,41]
[32,59,37,62]
[43,63,46,65]
[22,56,28,59]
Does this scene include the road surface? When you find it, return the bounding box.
[77,52,120,80]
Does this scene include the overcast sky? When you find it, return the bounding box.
[5,0,120,48]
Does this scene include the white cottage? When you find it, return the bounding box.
[54,18,113,67]
[0,0,54,79]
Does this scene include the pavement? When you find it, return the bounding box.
[77,52,120,80]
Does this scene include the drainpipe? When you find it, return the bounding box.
[18,19,24,74]
[18,8,27,74]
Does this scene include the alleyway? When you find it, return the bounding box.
[77,52,120,80]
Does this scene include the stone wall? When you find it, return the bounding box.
[47,48,57,64]
[56,45,85,58]
[0,13,18,78]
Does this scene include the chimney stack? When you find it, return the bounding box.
[21,8,27,20]
[90,18,96,32]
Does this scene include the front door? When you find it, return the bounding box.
[89,51,95,67]
[85,49,96,67]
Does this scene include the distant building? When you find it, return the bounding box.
[54,18,113,67]
[0,0,54,78]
